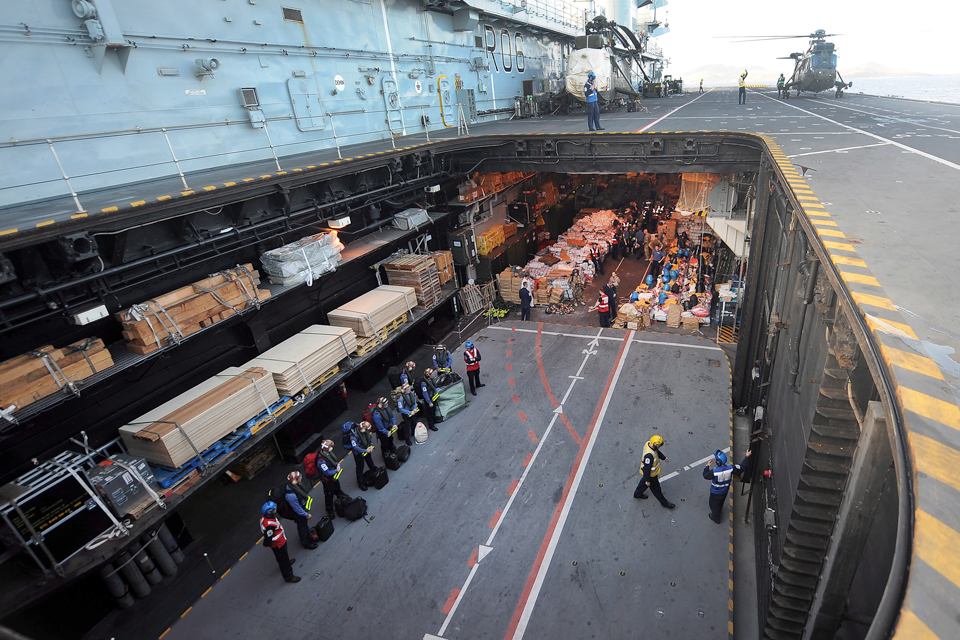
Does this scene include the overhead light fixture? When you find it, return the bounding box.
[328,216,351,229]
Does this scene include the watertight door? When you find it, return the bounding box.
[287,78,325,132]
[382,75,405,136]
[438,75,454,128]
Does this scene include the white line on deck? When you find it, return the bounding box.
[511,332,635,640]
[638,92,710,132]
[488,326,722,351]
[660,448,731,483]
[758,93,960,172]
[787,142,891,158]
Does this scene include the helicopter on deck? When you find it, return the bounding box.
[732,30,852,98]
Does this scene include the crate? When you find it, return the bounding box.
[682,316,700,330]
[502,221,518,238]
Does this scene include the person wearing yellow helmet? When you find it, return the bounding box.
[633,434,675,508]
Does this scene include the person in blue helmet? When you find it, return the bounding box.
[463,340,484,395]
[260,501,300,582]
[342,421,378,491]
[703,448,753,523]
[584,71,603,131]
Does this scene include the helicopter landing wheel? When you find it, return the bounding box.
[836,90,843,98]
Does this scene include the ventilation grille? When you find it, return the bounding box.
[282,7,304,22]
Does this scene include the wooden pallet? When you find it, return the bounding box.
[383,255,443,308]
[460,284,484,315]
[310,365,340,390]
[351,313,407,356]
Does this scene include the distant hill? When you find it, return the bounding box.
[841,63,930,78]
[669,64,782,87]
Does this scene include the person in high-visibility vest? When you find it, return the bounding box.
[417,369,441,431]
[699,78,704,94]
[260,502,301,583]
[282,471,318,549]
[738,69,748,104]
[703,448,752,523]
[597,286,611,328]
[633,435,676,508]
[317,440,348,519]
[463,341,484,395]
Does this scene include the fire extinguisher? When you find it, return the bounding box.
[339,381,348,399]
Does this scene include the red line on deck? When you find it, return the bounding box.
[489,510,503,528]
[442,588,461,614]
[509,377,515,386]
[522,453,533,467]
[536,323,583,445]
[504,330,633,640]
[513,394,520,404]
[527,430,538,443]
[518,411,528,422]
[468,548,478,567]
[507,480,519,496]
[507,349,512,357]
[507,362,513,371]
[509,337,515,344]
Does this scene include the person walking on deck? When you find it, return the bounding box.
[634,435,675,508]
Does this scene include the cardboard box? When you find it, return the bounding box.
[682,316,699,330]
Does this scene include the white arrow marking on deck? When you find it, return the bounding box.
[511,331,635,640]
[581,347,598,356]
[435,329,606,637]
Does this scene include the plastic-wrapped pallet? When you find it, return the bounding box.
[393,208,431,230]
[261,231,344,286]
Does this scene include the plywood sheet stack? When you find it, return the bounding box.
[245,325,356,396]
[382,254,442,308]
[119,264,270,355]
[429,251,454,285]
[0,338,114,412]
[120,367,279,469]
[327,286,415,338]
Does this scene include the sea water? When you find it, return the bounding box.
[852,75,960,105]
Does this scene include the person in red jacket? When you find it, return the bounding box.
[260,501,301,583]
[463,340,485,396]
[597,285,611,327]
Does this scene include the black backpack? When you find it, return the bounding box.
[387,366,403,389]
[268,484,294,519]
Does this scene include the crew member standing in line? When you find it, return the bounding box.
[396,383,419,446]
[738,69,749,105]
[399,360,417,386]
[584,71,603,131]
[463,340,484,396]
[432,346,453,376]
[317,440,349,519]
[260,502,300,583]
[703,449,752,523]
[519,281,532,321]
[633,435,676,508]
[372,396,398,458]
[281,471,317,549]
[417,368,440,431]
[342,421,377,491]
[597,285,611,328]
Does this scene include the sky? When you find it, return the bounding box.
[640,0,956,79]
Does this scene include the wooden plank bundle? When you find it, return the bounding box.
[327,286,416,338]
[382,255,443,308]
[429,251,454,285]
[118,264,271,355]
[498,269,522,305]
[119,367,280,468]
[245,325,356,396]
[0,338,114,411]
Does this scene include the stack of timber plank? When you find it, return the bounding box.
[328,286,416,338]
[119,367,280,469]
[0,338,114,412]
[245,325,356,396]
[118,264,270,355]
[382,255,443,308]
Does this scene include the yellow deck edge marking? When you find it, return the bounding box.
[900,388,960,427]
[203,186,216,192]
[851,291,896,311]
[885,347,945,380]
[831,255,866,267]
[806,211,831,217]
[239,551,248,562]
[796,195,819,200]
[201,586,213,598]
[224,181,236,187]
[180,607,192,618]
[159,629,171,640]
[816,228,846,238]
[823,241,856,252]
[181,190,194,196]
[157,195,172,201]
[892,609,939,640]
[102,206,119,213]
[0,229,18,236]
[276,171,287,175]
[36,220,55,227]
[222,568,231,578]
[71,213,88,219]
[866,315,919,340]
[802,203,826,208]
[260,175,271,179]
[242,178,255,182]
[131,200,146,207]
[911,434,960,492]
[915,510,960,590]
[307,165,316,169]
[812,219,839,226]
[840,271,882,287]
